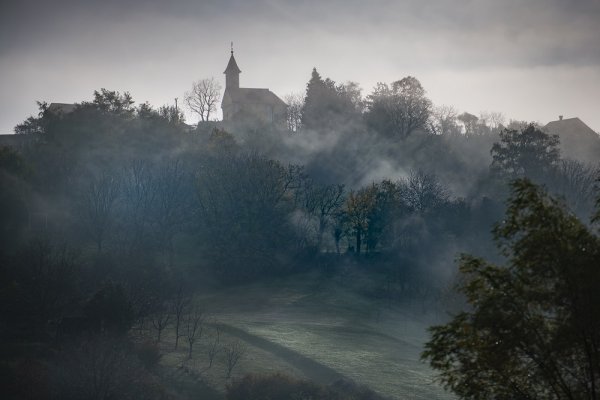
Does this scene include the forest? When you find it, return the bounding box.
[1,70,599,399]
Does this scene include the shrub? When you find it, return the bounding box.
[226,373,387,400]
[227,373,326,400]
[136,340,161,370]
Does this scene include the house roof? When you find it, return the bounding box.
[222,88,287,108]
[47,103,77,114]
[223,53,241,74]
[544,117,600,163]
[545,117,597,138]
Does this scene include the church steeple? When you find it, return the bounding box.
[224,43,241,90]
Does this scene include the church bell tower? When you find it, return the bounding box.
[224,43,241,90]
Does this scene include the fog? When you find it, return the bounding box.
[2,0,600,134]
[1,1,600,399]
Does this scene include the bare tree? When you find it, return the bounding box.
[53,336,144,400]
[151,303,171,342]
[120,161,155,255]
[430,105,459,135]
[399,169,450,213]
[551,159,598,217]
[297,179,345,249]
[170,285,191,349]
[184,77,222,122]
[284,92,304,132]
[486,111,506,130]
[224,340,245,379]
[184,306,205,359]
[150,160,193,267]
[207,326,220,368]
[77,171,120,252]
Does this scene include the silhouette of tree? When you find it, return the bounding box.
[14,101,49,135]
[195,154,299,281]
[284,92,304,132]
[90,88,135,116]
[84,282,134,335]
[430,105,460,136]
[158,104,185,124]
[184,306,204,359]
[366,76,432,138]
[423,179,600,399]
[7,239,79,332]
[344,184,378,254]
[399,170,450,213]
[301,68,361,130]
[224,340,245,379]
[296,179,345,250]
[185,77,222,122]
[491,124,560,182]
[76,172,120,252]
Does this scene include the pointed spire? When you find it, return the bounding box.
[224,45,241,75]
[224,44,241,89]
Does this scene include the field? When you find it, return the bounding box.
[146,269,454,400]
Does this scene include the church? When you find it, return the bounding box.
[221,49,287,127]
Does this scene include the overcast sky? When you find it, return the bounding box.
[1,0,599,133]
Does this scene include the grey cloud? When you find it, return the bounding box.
[2,0,599,67]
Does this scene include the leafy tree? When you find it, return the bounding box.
[5,239,80,331]
[423,179,600,400]
[90,88,135,116]
[0,147,32,245]
[366,76,432,138]
[344,184,378,254]
[157,104,185,124]
[84,282,134,335]
[457,112,479,136]
[14,101,49,135]
[491,124,560,182]
[301,68,361,130]
[195,154,299,281]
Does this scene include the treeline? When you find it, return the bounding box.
[0,75,598,398]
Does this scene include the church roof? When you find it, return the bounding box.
[223,88,287,107]
[47,103,76,114]
[223,53,241,74]
[544,117,600,163]
[544,117,597,139]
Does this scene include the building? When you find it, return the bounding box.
[47,103,77,115]
[544,116,600,164]
[221,49,287,128]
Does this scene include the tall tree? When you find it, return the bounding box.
[185,77,222,122]
[76,172,120,252]
[284,92,304,132]
[491,124,560,182]
[91,88,135,116]
[423,179,600,400]
[366,76,432,138]
[457,112,479,136]
[301,68,361,130]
